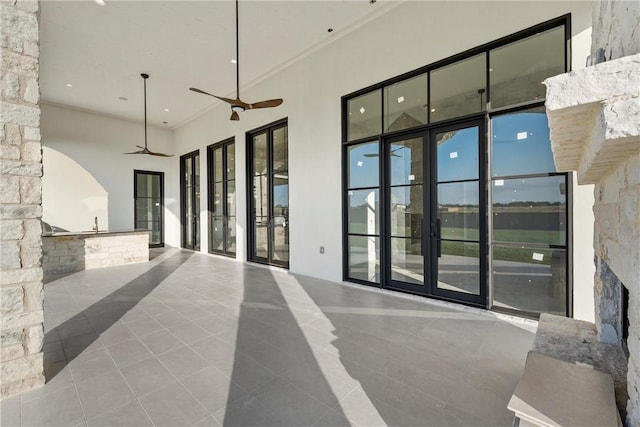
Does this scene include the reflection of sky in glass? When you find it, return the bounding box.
[349,142,379,189]
[492,111,556,176]
[274,183,288,208]
[437,127,478,182]
[438,181,479,206]
[493,176,565,204]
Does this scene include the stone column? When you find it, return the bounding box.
[0,0,45,398]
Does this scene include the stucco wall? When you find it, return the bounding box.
[40,104,180,247]
[174,1,594,315]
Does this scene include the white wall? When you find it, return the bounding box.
[175,1,593,290]
[41,103,180,246]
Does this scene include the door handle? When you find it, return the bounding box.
[436,218,442,258]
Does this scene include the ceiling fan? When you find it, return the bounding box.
[189,0,283,121]
[125,73,173,157]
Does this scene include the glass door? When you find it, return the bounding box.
[134,170,164,247]
[429,122,485,305]
[248,121,289,268]
[180,150,200,250]
[208,139,236,257]
[386,132,427,294]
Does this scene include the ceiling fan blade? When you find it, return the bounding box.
[189,87,237,105]
[230,111,240,121]
[147,151,174,157]
[248,99,284,109]
[124,150,146,155]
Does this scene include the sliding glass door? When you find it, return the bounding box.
[248,120,289,268]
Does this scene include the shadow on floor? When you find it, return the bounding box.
[43,250,193,380]
[221,269,348,426]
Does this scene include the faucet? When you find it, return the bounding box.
[92,216,99,233]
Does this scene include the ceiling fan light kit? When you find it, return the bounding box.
[124,73,173,157]
[189,0,283,121]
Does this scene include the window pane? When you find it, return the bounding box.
[226,180,236,218]
[492,246,566,315]
[347,90,382,141]
[384,73,428,132]
[490,26,565,108]
[348,235,380,283]
[492,107,556,177]
[253,175,268,218]
[211,218,224,251]
[253,133,268,175]
[254,216,268,259]
[273,215,289,263]
[226,143,235,181]
[438,181,479,241]
[273,126,288,172]
[437,241,480,295]
[348,142,379,189]
[436,127,479,182]
[390,186,422,238]
[227,217,236,253]
[212,182,223,215]
[391,237,423,285]
[136,174,160,198]
[430,53,486,123]
[390,137,423,186]
[493,175,566,245]
[213,147,223,182]
[348,189,379,235]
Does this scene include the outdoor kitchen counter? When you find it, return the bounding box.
[42,230,149,276]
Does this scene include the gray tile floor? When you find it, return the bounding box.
[1,248,536,426]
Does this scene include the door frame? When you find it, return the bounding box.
[380,119,487,306]
[133,169,164,248]
[180,149,200,250]
[246,118,289,268]
[207,138,236,257]
[427,119,487,306]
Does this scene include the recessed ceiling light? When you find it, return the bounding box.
[94,0,105,5]
[359,107,365,114]
[397,96,404,103]
[431,108,436,112]
[327,28,334,33]
[118,96,128,101]
[65,83,73,87]
[489,68,493,72]
[164,108,169,112]
[163,121,168,124]
[231,59,237,64]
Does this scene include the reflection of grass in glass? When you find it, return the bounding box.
[441,227,564,245]
[441,240,554,265]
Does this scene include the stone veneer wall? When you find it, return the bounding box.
[0,0,45,397]
[545,0,640,421]
[594,153,639,425]
[42,232,150,276]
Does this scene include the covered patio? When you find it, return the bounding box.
[1,248,535,426]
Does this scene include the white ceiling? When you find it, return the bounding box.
[40,0,397,128]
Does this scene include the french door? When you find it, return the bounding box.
[248,120,289,268]
[385,120,486,305]
[134,170,164,247]
[180,150,200,250]
[208,139,236,257]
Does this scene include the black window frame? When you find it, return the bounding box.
[180,149,200,251]
[341,14,572,318]
[133,169,164,248]
[207,137,236,258]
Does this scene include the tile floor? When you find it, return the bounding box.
[1,248,537,426]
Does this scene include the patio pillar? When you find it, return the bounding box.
[0,0,45,397]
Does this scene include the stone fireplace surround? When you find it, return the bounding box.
[545,48,639,425]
